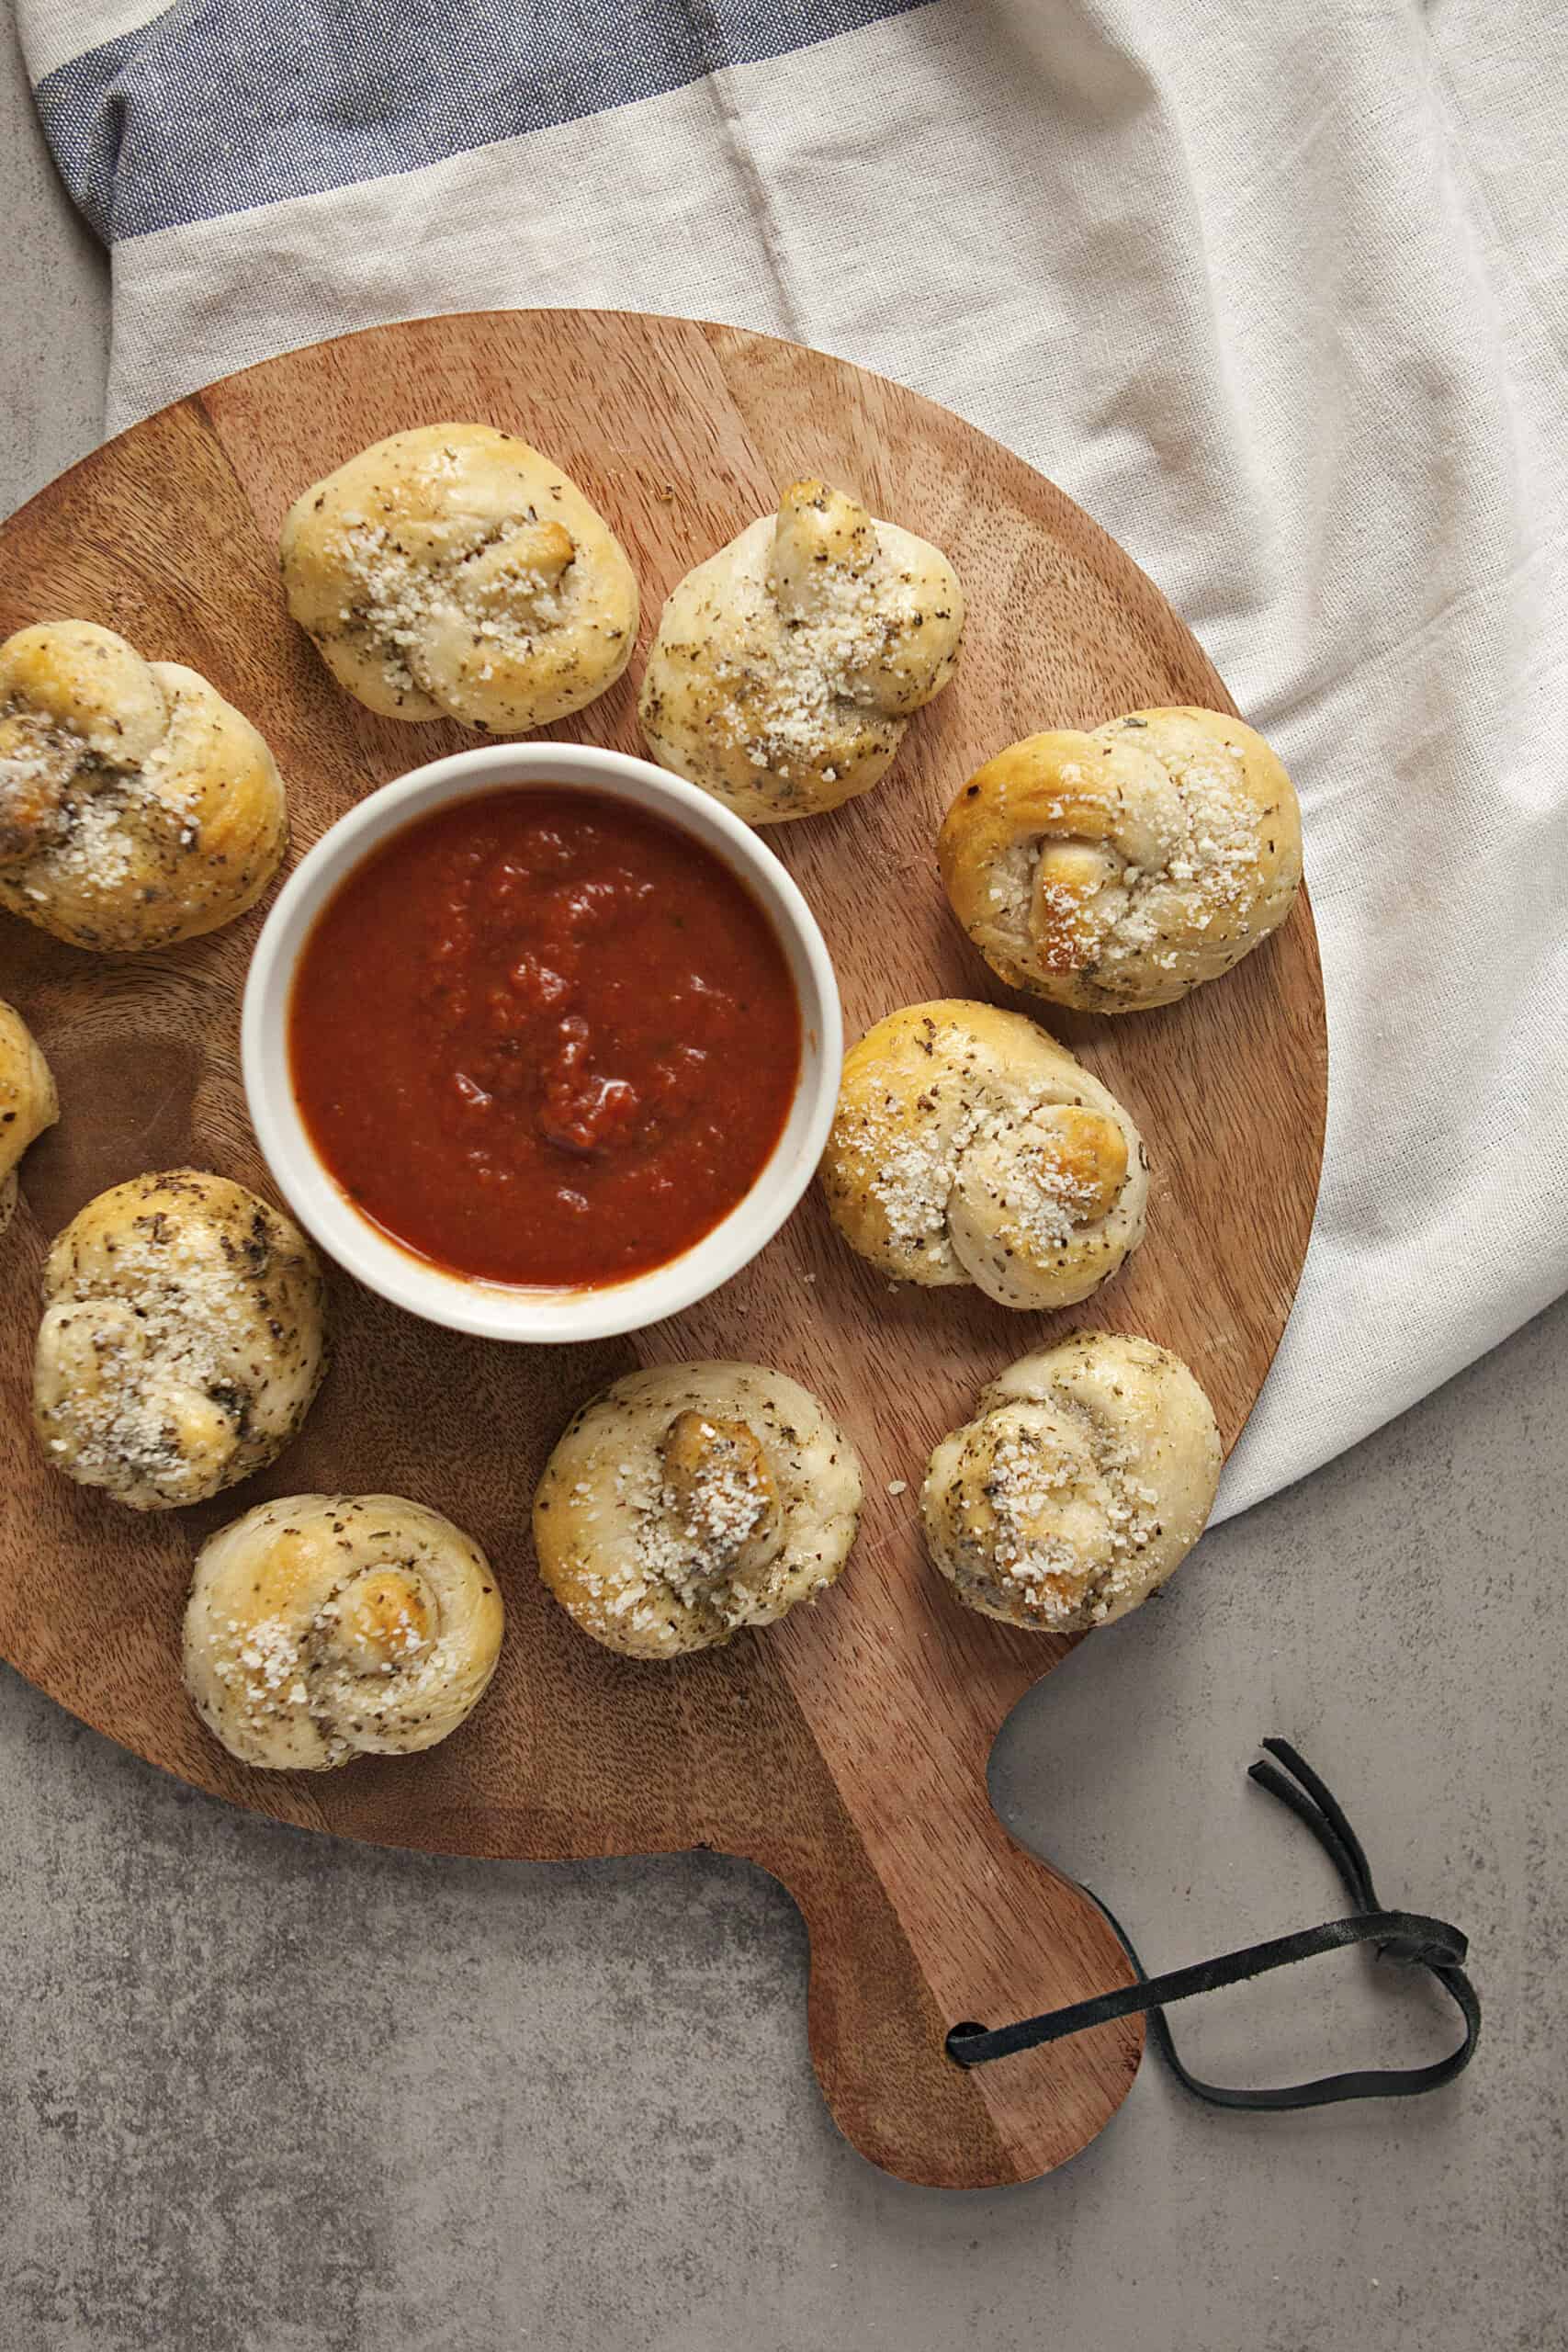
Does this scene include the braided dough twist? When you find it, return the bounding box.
[0,998,58,1236]
[280,424,638,730]
[533,1363,863,1659]
[184,1493,504,1770]
[638,480,964,821]
[922,1333,1221,1631]
[0,621,287,952]
[939,707,1303,1012]
[34,1170,327,1510]
[821,1000,1147,1308]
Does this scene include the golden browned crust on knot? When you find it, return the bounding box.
[183,1493,504,1770]
[922,1332,1222,1632]
[939,707,1303,1012]
[660,1409,781,1544]
[279,423,637,732]
[0,621,288,954]
[342,1567,434,1667]
[0,998,58,1236]
[638,480,964,822]
[534,1363,863,1659]
[820,998,1147,1310]
[33,1169,328,1510]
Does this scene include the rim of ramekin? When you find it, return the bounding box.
[241,741,841,1343]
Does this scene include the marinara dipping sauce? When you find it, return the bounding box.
[288,788,802,1288]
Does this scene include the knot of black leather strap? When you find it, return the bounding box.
[947,1739,1481,2109]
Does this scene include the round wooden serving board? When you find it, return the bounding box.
[0,311,1325,2188]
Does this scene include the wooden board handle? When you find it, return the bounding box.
[751,1786,1142,2188]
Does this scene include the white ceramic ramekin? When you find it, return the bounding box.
[242,741,841,1342]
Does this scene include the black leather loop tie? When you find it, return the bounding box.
[947,1738,1481,2109]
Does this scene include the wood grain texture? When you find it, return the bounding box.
[0,311,1325,2188]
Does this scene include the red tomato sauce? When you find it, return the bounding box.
[289,788,802,1288]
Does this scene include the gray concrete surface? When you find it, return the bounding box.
[2,23,1563,2349]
